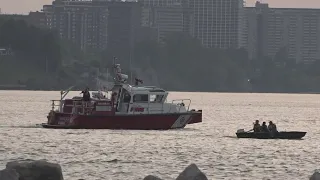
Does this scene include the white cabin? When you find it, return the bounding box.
[112,84,189,115]
[107,61,191,115]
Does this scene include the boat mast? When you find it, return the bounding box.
[106,67,109,99]
[45,56,48,73]
[96,67,100,92]
[129,23,134,85]
[130,51,133,85]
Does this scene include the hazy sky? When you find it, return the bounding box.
[1,0,320,14]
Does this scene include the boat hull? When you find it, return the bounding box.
[43,111,202,130]
[236,131,306,139]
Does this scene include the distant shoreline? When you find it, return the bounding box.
[0,87,319,95]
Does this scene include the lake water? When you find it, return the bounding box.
[0,91,319,180]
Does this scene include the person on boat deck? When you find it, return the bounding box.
[268,121,278,133]
[81,87,91,101]
[253,120,261,132]
[260,122,270,132]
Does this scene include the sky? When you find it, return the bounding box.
[1,0,320,14]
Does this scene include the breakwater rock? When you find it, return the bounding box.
[310,170,320,180]
[143,164,208,180]
[0,160,63,180]
[0,160,319,180]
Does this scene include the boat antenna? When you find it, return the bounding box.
[96,67,100,92]
[113,56,117,67]
[105,67,109,99]
[113,56,117,78]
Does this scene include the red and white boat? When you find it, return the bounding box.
[42,60,202,130]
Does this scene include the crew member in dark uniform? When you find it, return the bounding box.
[81,87,91,101]
[80,87,91,114]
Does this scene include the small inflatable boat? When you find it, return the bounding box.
[236,129,306,139]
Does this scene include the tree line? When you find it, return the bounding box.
[0,18,92,89]
[132,32,320,93]
[1,17,320,93]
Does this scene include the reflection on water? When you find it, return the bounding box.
[0,91,319,180]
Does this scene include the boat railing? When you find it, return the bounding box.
[169,99,191,113]
[50,100,64,112]
[147,107,164,114]
[50,100,94,114]
[51,98,191,115]
[71,100,95,115]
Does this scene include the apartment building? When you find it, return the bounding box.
[139,0,192,43]
[188,0,245,49]
[152,6,184,43]
[28,11,47,29]
[140,0,245,48]
[140,0,186,27]
[39,0,246,53]
[43,0,108,51]
[106,1,142,62]
[42,0,143,57]
[0,12,46,29]
[244,1,320,63]
[43,5,54,29]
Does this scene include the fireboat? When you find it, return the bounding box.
[41,58,202,130]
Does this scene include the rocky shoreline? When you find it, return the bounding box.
[0,160,319,180]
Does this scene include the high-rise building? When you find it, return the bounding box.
[244,1,320,63]
[243,1,269,60]
[139,0,192,43]
[188,0,245,49]
[106,1,142,62]
[42,0,143,56]
[0,12,47,29]
[28,11,47,29]
[43,5,54,29]
[152,6,184,43]
[43,0,108,52]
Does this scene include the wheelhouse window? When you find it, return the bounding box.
[133,94,148,103]
[123,93,131,103]
[150,95,156,102]
[149,94,164,103]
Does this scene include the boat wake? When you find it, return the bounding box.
[0,124,43,129]
[164,128,201,132]
[222,135,238,139]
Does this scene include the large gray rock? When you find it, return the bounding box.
[176,164,208,180]
[0,169,19,180]
[310,170,320,180]
[143,175,163,180]
[5,160,64,180]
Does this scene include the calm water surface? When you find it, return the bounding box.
[0,91,319,180]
